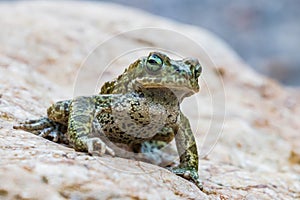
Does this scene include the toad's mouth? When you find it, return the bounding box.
[137,83,197,97]
[134,79,199,97]
[144,84,197,92]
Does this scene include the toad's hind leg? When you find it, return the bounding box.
[139,140,178,167]
[138,126,177,166]
[13,117,68,143]
[14,117,54,132]
[47,100,71,125]
[13,100,72,144]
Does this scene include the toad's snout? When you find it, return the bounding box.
[183,58,202,79]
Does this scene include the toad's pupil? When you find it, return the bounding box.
[148,59,157,64]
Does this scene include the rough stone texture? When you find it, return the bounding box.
[0,1,299,200]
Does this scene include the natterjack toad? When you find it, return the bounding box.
[14,52,203,189]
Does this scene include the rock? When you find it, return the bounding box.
[0,1,299,199]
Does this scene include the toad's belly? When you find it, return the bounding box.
[96,111,175,145]
[94,92,178,145]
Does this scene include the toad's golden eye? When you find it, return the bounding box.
[146,54,163,73]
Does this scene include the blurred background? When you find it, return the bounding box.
[1,0,299,86]
[92,0,300,86]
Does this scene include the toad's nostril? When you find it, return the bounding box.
[183,58,200,66]
[194,64,202,78]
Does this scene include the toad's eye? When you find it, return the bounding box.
[146,54,163,73]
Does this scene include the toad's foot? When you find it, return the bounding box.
[13,117,68,144]
[139,141,178,167]
[75,136,115,157]
[168,166,203,190]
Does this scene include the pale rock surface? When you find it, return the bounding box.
[0,1,299,199]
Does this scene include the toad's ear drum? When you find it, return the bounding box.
[146,54,163,73]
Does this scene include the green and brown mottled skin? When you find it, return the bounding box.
[14,52,203,189]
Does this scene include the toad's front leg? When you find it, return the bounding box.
[68,96,115,156]
[171,112,202,190]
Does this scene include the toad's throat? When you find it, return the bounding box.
[135,84,196,101]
